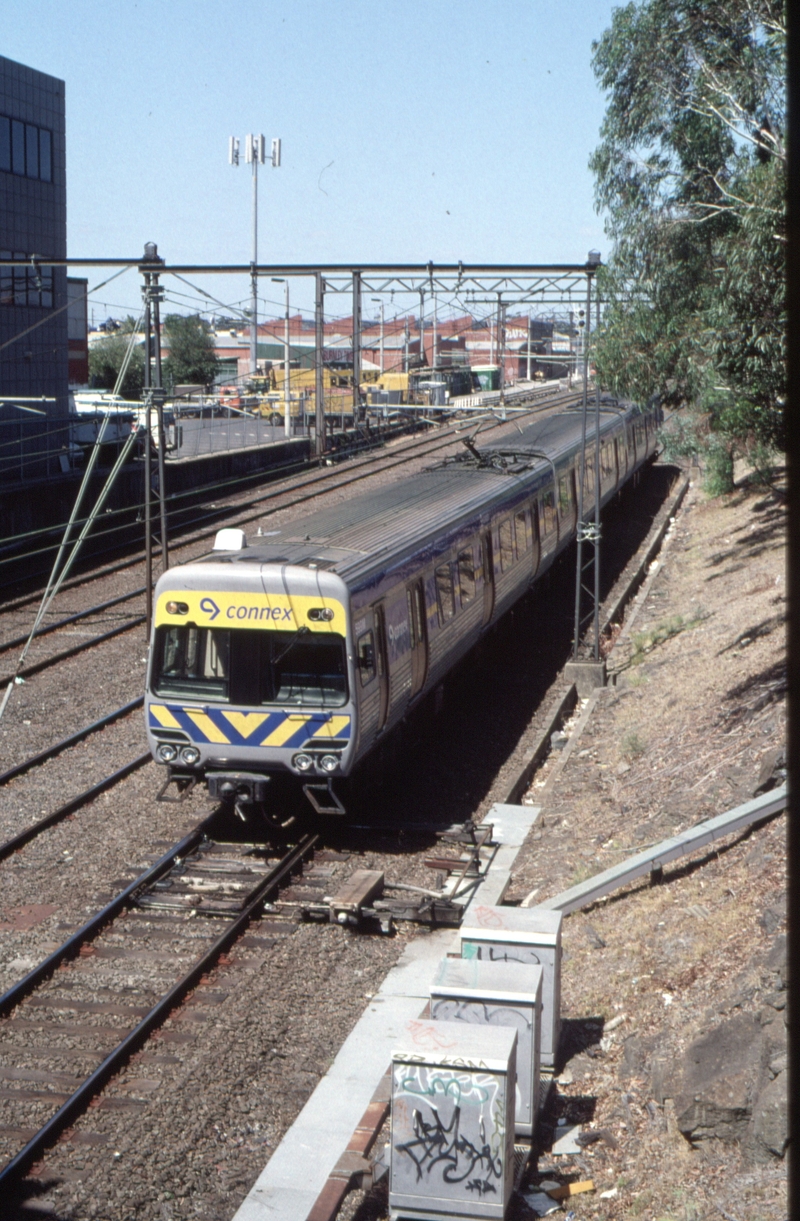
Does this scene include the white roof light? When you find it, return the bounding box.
[213,528,247,551]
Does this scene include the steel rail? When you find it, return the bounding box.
[0,696,144,787]
[0,817,210,1018]
[0,588,145,655]
[0,752,151,863]
[0,831,318,1187]
[0,616,146,686]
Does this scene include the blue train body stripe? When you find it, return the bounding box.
[148,705,351,747]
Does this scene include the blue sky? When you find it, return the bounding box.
[4,0,621,322]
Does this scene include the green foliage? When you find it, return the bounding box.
[590,0,786,476]
[88,319,145,397]
[620,729,647,760]
[628,609,708,664]
[163,314,217,389]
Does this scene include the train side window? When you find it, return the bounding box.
[458,548,476,604]
[499,518,515,571]
[514,509,530,553]
[601,443,615,481]
[357,630,376,685]
[540,489,557,536]
[558,474,573,517]
[406,591,416,649]
[435,562,455,624]
[583,460,595,498]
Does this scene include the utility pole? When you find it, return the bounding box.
[418,288,425,369]
[403,317,409,372]
[432,291,438,368]
[229,133,281,376]
[315,273,326,457]
[352,271,362,422]
[527,314,532,382]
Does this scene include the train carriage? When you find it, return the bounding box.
[145,400,659,819]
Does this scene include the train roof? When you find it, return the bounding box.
[208,404,635,592]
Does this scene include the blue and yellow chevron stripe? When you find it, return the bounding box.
[149,704,351,748]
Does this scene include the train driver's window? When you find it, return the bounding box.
[558,474,573,517]
[499,518,515,571]
[357,631,376,685]
[515,509,530,553]
[458,548,476,605]
[155,626,230,699]
[435,563,455,624]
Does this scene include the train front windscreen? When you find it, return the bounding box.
[152,625,349,708]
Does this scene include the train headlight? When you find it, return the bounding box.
[292,752,313,772]
[319,754,340,774]
[165,601,189,615]
[180,746,201,765]
[157,743,177,763]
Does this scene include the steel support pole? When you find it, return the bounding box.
[379,299,384,374]
[284,280,290,438]
[432,292,437,368]
[143,274,153,635]
[592,287,601,659]
[527,314,532,382]
[352,271,362,421]
[498,295,506,415]
[418,288,425,369]
[152,277,169,572]
[315,273,325,457]
[250,157,258,375]
[571,274,593,659]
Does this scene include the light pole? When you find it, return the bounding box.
[272,277,291,438]
[228,133,281,376]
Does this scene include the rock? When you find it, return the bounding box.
[765,932,787,986]
[759,893,786,936]
[752,1071,788,1159]
[658,1013,764,1145]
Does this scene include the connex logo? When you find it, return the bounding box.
[200,597,220,620]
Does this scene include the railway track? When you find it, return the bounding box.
[0,826,322,1187]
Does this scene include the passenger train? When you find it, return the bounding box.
[145,399,659,820]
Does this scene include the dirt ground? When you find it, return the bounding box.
[501,464,788,1221]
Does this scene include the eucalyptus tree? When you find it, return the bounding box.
[590,0,785,485]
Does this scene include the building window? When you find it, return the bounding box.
[0,114,53,181]
[0,251,53,308]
